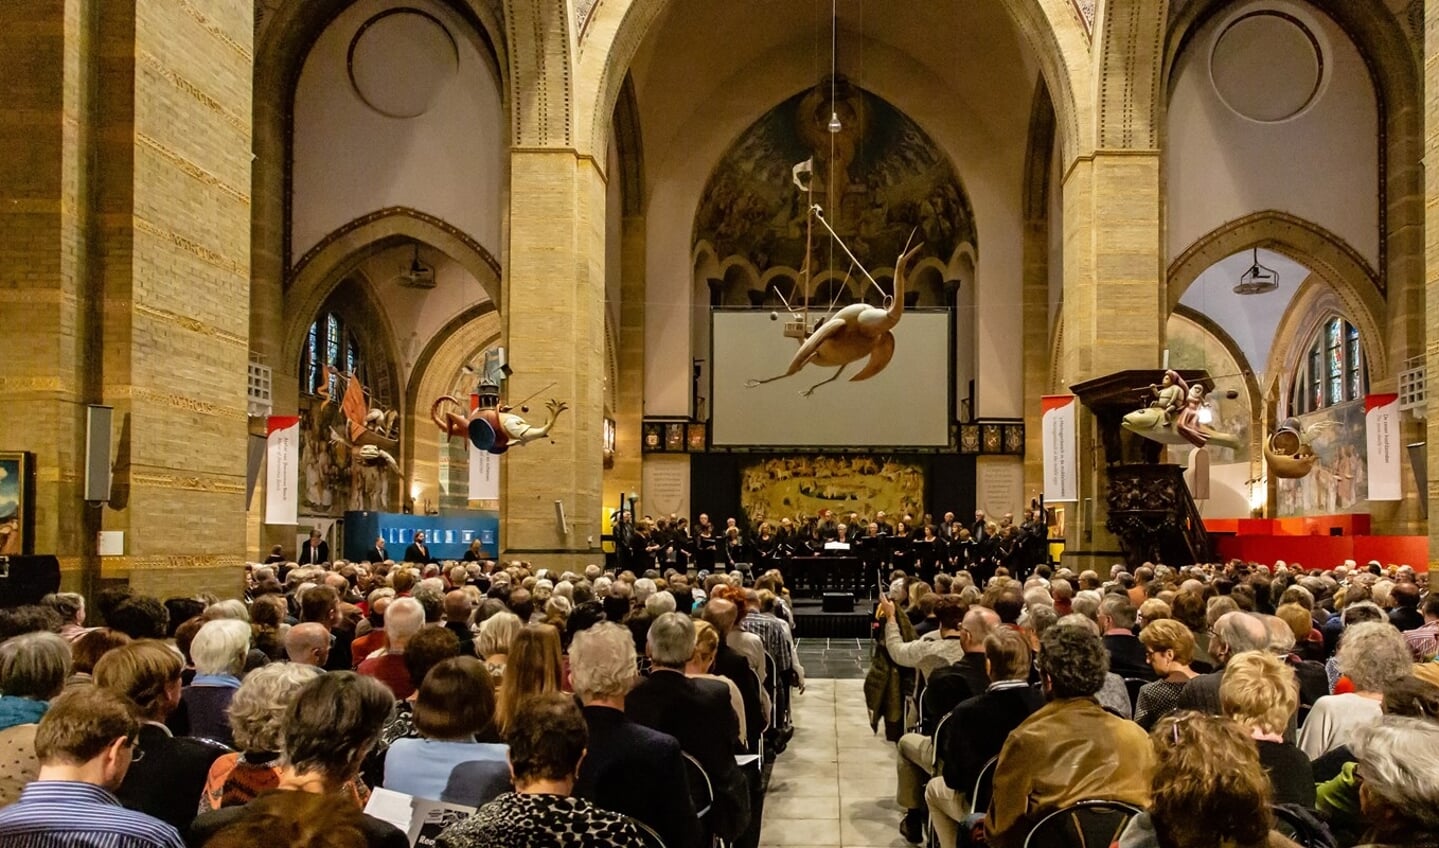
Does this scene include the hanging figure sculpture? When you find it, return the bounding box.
[745,235,923,396]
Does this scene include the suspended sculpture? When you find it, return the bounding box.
[1122,370,1243,452]
[1263,417,1335,479]
[319,368,400,511]
[430,366,568,455]
[744,155,925,396]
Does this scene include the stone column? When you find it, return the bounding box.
[1059,152,1164,570]
[501,150,607,569]
[0,0,253,597]
[607,215,646,510]
[0,0,100,590]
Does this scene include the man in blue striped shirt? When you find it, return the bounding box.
[0,686,183,848]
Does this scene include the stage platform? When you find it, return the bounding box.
[792,598,876,639]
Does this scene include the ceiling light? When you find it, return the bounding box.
[1234,247,1279,295]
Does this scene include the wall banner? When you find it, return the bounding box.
[265,416,300,525]
[1365,393,1401,501]
[1042,395,1078,502]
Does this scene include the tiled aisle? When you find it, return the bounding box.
[761,677,908,847]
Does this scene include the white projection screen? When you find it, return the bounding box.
[711,310,952,447]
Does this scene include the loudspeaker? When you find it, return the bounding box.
[822,592,854,613]
[0,555,61,608]
[554,500,568,535]
[1409,443,1428,519]
[84,404,113,503]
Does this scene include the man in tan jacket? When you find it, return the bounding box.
[985,619,1154,848]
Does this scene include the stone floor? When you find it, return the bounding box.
[795,637,872,680]
[760,676,908,847]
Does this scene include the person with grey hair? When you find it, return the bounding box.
[627,613,750,842]
[358,596,426,699]
[200,662,326,810]
[1347,717,1439,844]
[1071,590,1101,621]
[476,611,522,682]
[40,593,90,643]
[1299,621,1413,758]
[0,632,71,730]
[1176,610,1270,715]
[1098,593,1153,680]
[181,619,252,747]
[569,622,702,848]
[644,591,676,618]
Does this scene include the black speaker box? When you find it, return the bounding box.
[822,591,854,613]
[0,555,61,607]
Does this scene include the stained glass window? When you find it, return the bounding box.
[300,313,367,398]
[1291,316,1366,416]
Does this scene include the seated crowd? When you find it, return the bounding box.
[0,557,802,848]
[3,554,1438,848]
[870,557,1439,848]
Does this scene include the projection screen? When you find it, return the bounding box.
[710,310,952,447]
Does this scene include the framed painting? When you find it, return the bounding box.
[0,452,35,556]
[686,423,707,452]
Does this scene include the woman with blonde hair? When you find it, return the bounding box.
[684,620,746,745]
[495,624,564,732]
[1133,619,1198,730]
[1117,712,1293,848]
[1219,651,1313,807]
[475,611,522,681]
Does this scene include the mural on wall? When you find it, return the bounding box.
[1275,400,1368,516]
[739,454,924,527]
[299,375,401,517]
[694,76,975,298]
[1164,313,1252,464]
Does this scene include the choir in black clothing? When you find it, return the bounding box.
[612,507,1051,582]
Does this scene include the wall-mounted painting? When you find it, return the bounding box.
[0,452,35,556]
[739,454,924,527]
[1276,400,1367,516]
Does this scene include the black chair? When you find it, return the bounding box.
[682,752,714,821]
[1123,678,1146,713]
[1271,804,1332,848]
[624,815,668,848]
[1022,800,1145,848]
[970,755,999,816]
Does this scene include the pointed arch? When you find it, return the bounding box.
[1167,210,1387,379]
[282,208,503,372]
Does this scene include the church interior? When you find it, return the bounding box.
[3,0,1435,593]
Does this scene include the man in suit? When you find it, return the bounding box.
[570,621,703,848]
[970,510,988,543]
[299,528,329,565]
[1098,594,1155,680]
[363,535,389,563]
[926,629,1046,848]
[627,613,751,845]
[402,530,433,564]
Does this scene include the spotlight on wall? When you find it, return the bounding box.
[828,111,843,133]
[602,417,616,469]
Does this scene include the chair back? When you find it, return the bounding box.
[1022,800,1144,848]
[625,815,669,848]
[1271,804,1335,848]
[969,756,999,816]
[682,751,714,820]
[1122,678,1146,712]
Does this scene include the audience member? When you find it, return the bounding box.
[94,640,227,832]
[0,686,184,848]
[67,628,131,689]
[1175,611,1270,714]
[684,620,746,745]
[180,619,250,748]
[0,632,70,730]
[475,611,522,682]
[1348,717,1439,847]
[435,693,646,848]
[41,593,92,643]
[1218,651,1313,807]
[384,656,508,803]
[984,622,1152,848]
[1099,594,1155,680]
[189,672,406,847]
[283,622,331,667]
[494,624,565,733]
[1299,621,1411,757]
[569,621,703,848]
[1133,619,1198,730]
[199,790,377,848]
[357,597,425,699]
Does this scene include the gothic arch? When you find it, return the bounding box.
[1266,276,1367,410]
[281,208,503,372]
[573,0,1095,164]
[295,270,405,415]
[1167,210,1388,379]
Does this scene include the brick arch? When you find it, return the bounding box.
[572,0,1095,164]
[1267,277,1365,413]
[1166,210,1388,379]
[1094,0,1169,149]
[281,208,502,372]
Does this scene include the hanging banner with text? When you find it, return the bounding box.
[468,442,500,501]
[265,416,300,525]
[1366,393,1401,501]
[1041,395,1078,502]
